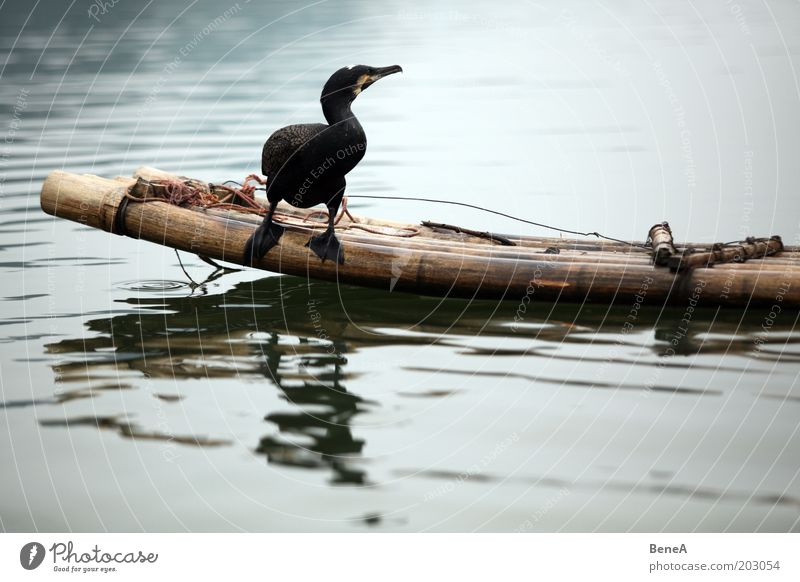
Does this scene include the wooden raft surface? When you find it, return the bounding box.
[39,167,800,308]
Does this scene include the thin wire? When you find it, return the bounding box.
[173,249,198,286]
[348,194,648,248]
[236,183,649,249]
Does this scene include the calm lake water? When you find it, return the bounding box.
[1,0,799,532]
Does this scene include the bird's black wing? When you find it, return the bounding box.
[262,123,328,176]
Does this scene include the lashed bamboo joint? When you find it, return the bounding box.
[668,237,784,271]
[40,167,800,308]
[648,222,677,266]
[647,221,784,271]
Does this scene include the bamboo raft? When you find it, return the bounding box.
[40,167,800,308]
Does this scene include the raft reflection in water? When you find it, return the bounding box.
[44,275,800,494]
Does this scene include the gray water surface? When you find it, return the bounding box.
[1,0,799,532]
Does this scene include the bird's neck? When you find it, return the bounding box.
[322,99,361,132]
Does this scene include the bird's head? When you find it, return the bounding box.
[320,64,403,106]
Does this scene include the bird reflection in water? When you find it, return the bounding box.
[44,276,374,485]
[253,331,369,485]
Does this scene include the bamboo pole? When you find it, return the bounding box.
[201,208,651,265]
[669,237,784,271]
[207,206,800,272]
[41,169,800,307]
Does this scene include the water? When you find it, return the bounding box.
[1,0,799,532]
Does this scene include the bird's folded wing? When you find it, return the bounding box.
[262,123,328,176]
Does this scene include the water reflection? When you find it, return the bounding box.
[253,333,369,485]
[47,276,380,484]
[42,274,800,489]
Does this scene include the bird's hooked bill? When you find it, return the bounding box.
[370,65,403,81]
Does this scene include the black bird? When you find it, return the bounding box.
[243,64,403,265]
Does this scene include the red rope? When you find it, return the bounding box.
[124,176,420,238]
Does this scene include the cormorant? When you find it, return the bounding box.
[243,64,403,265]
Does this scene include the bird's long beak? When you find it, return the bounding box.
[357,65,403,95]
[370,65,403,82]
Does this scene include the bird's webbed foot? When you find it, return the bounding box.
[244,220,285,265]
[306,228,345,264]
